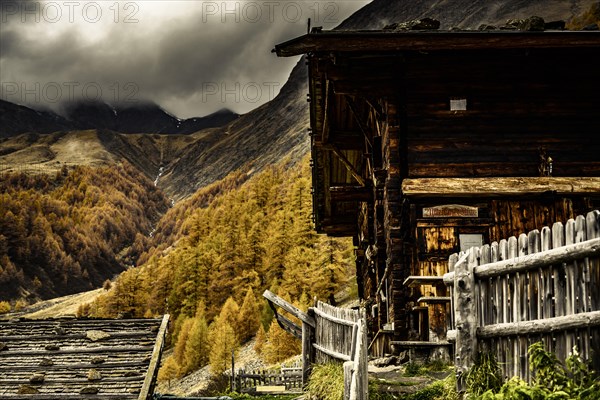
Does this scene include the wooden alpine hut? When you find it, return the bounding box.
[274,24,600,358]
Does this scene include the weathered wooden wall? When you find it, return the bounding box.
[403,48,600,178]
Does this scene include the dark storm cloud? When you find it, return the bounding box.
[0,1,369,117]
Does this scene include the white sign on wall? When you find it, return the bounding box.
[459,234,483,252]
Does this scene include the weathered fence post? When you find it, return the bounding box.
[343,361,353,400]
[454,247,478,393]
[302,309,315,386]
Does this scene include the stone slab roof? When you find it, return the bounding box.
[0,315,169,399]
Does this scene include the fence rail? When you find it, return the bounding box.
[445,210,600,392]
[235,368,303,392]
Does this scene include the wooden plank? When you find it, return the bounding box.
[0,318,161,327]
[313,343,351,362]
[275,314,302,339]
[417,296,451,304]
[540,227,552,320]
[575,215,590,359]
[475,238,600,279]
[138,314,169,400]
[444,238,600,282]
[0,376,144,384]
[263,290,316,328]
[518,234,528,326]
[256,385,286,393]
[587,210,600,373]
[312,307,357,327]
[391,341,451,346]
[454,247,478,393]
[322,80,330,143]
[301,322,312,385]
[329,185,372,202]
[401,177,600,197]
[403,275,444,287]
[343,361,353,400]
[498,240,510,325]
[527,230,540,322]
[480,244,492,326]
[477,310,600,338]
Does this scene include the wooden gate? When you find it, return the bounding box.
[263,291,368,400]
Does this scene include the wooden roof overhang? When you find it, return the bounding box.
[274,30,600,56]
[0,316,169,399]
[274,30,600,236]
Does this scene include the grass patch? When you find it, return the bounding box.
[404,360,452,377]
[227,394,297,400]
[306,362,344,400]
[369,373,458,400]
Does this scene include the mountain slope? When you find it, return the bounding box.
[159,59,309,199]
[0,100,74,138]
[337,0,599,30]
[0,100,239,137]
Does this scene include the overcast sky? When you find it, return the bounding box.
[0,0,369,118]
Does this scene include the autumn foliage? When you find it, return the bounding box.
[89,158,354,374]
[2,155,354,376]
[0,163,169,302]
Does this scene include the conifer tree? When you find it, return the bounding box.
[238,288,260,344]
[158,356,179,382]
[181,304,209,374]
[173,317,194,375]
[208,320,238,375]
[262,319,301,364]
[218,296,241,341]
[254,323,267,355]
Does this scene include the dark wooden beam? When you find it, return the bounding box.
[322,80,331,143]
[325,144,366,186]
[324,130,364,150]
[275,313,303,339]
[330,186,373,202]
[344,95,373,149]
[321,225,357,237]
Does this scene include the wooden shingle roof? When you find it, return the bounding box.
[0,315,169,399]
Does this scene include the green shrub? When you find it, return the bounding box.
[467,352,503,396]
[475,342,600,399]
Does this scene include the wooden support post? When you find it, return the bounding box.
[302,321,311,386]
[343,361,353,400]
[231,349,235,393]
[454,247,478,393]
